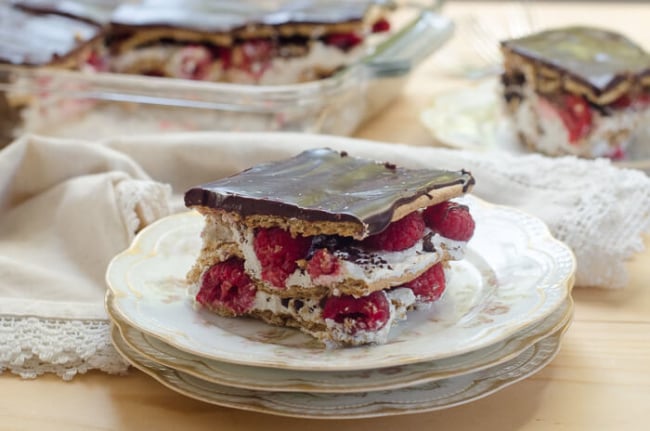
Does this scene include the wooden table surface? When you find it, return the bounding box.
[2,2,649,430]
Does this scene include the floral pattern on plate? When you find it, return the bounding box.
[110,321,570,419]
[108,294,573,393]
[105,195,575,370]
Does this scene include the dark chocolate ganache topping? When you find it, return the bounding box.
[263,1,371,26]
[110,2,249,34]
[14,0,118,25]
[0,3,102,66]
[111,0,371,33]
[184,148,475,238]
[502,26,650,92]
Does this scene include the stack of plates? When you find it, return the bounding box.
[105,196,575,419]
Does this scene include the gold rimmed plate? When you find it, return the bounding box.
[110,319,571,419]
[107,293,573,393]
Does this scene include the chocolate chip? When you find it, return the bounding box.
[422,232,436,252]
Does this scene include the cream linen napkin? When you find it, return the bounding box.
[0,135,171,379]
[1,131,649,379]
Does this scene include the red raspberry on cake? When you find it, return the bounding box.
[322,291,390,333]
[324,32,363,51]
[405,262,446,302]
[253,228,311,288]
[371,17,391,33]
[196,258,256,315]
[556,94,593,143]
[423,201,475,241]
[174,46,213,80]
[307,248,341,279]
[362,211,425,251]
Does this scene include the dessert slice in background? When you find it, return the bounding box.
[11,0,118,26]
[501,26,650,159]
[184,148,476,347]
[0,1,110,146]
[107,0,389,84]
[0,1,107,69]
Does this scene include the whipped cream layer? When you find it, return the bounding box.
[202,217,468,295]
[252,285,417,346]
[109,41,363,85]
[189,214,467,346]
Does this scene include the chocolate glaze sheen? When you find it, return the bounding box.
[184,148,475,238]
[502,26,650,92]
[0,3,102,66]
[14,0,118,25]
[110,3,248,33]
[263,2,370,26]
[110,0,371,33]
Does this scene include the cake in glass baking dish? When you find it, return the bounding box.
[184,148,476,347]
[0,0,110,69]
[500,26,650,159]
[106,0,390,84]
[1,0,391,84]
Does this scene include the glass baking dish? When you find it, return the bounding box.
[0,2,453,145]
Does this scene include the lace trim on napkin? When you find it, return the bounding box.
[0,316,127,380]
[0,179,170,380]
[446,152,650,289]
[115,178,172,237]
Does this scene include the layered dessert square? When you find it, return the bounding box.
[107,0,389,84]
[184,148,476,347]
[1,0,390,83]
[0,1,110,146]
[501,26,650,158]
[0,1,108,69]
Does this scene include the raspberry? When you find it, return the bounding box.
[238,38,274,79]
[85,50,107,72]
[556,94,592,143]
[371,17,391,33]
[610,94,632,109]
[307,248,341,279]
[253,228,311,288]
[423,201,475,241]
[322,291,390,333]
[218,47,232,69]
[324,32,364,50]
[362,212,425,251]
[405,263,446,302]
[196,258,255,315]
[608,93,650,110]
[174,46,213,80]
[607,146,626,161]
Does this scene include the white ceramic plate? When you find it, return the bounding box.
[419,79,650,173]
[106,195,575,371]
[108,294,573,393]
[110,321,570,419]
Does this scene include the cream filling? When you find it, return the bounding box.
[111,45,224,81]
[229,224,466,292]
[195,219,462,345]
[227,41,365,85]
[250,286,417,346]
[110,41,363,85]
